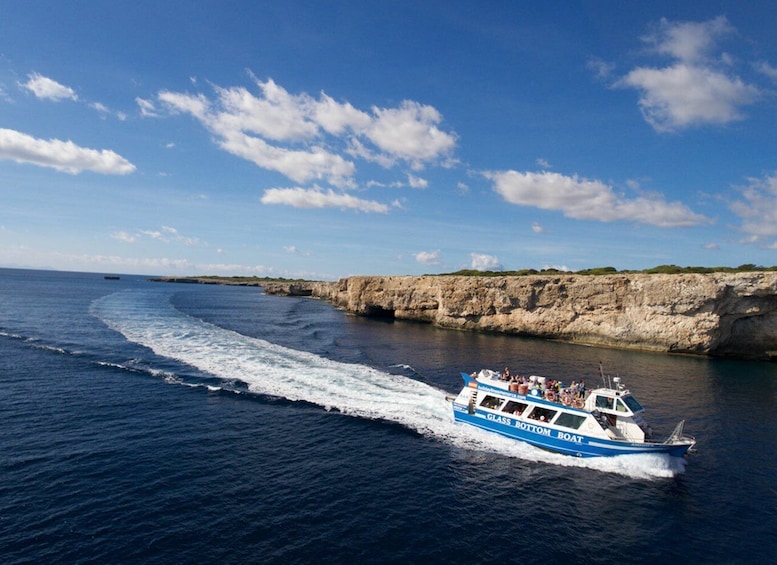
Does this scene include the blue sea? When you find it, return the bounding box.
[1,268,776,564]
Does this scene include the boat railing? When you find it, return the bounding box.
[663,420,696,448]
[474,371,589,409]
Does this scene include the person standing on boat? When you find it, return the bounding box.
[503,367,511,381]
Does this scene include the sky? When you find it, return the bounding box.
[2,1,777,279]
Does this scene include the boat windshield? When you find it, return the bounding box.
[622,394,644,413]
[595,395,614,410]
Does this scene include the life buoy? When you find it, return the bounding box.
[574,397,585,409]
[545,390,557,402]
[561,393,572,406]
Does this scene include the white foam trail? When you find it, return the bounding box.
[0,330,24,340]
[92,289,682,479]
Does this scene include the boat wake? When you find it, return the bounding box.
[90,289,685,480]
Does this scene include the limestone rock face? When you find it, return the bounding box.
[270,273,777,359]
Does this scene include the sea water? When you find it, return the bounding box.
[1,268,775,563]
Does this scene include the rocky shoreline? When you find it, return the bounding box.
[261,273,777,360]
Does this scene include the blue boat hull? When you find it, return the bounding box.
[452,402,691,458]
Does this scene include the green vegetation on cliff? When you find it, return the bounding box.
[439,264,777,277]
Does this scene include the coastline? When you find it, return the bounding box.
[154,273,777,360]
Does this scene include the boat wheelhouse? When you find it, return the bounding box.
[451,368,695,458]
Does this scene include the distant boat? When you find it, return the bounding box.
[103,275,120,280]
[450,366,696,458]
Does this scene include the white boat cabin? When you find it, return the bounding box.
[464,371,653,443]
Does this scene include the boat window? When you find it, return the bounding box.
[595,396,614,410]
[502,401,528,415]
[622,395,644,413]
[479,395,503,410]
[615,399,629,413]
[554,412,586,430]
[527,406,557,423]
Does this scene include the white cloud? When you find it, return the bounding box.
[407,174,428,189]
[486,170,708,228]
[644,16,733,63]
[365,100,457,165]
[365,179,400,189]
[157,77,456,187]
[620,64,759,132]
[158,91,209,119]
[19,74,125,120]
[470,253,502,271]
[282,244,313,257]
[195,262,272,276]
[160,86,355,186]
[218,130,356,186]
[159,225,200,246]
[20,73,77,101]
[212,82,317,142]
[91,101,126,121]
[755,61,777,82]
[531,221,544,234]
[415,249,441,265]
[115,226,202,246]
[139,229,164,240]
[111,231,137,243]
[346,137,397,168]
[729,172,777,240]
[312,92,372,135]
[587,58,616,80]
[0,128,136,175]
[261,186,389,213]
[536,158,551,169]
[0,245,272,276]
[62,253,195,273]
[618,16,760,132]
[136,97,159,117]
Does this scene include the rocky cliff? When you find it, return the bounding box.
[265,273,777,359]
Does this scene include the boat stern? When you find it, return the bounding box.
[663,419,697,455]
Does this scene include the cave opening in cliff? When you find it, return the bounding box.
[365,306,396,320]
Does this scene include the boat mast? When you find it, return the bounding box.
[599,362,609,388]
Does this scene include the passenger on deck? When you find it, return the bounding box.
[502,367,511,381]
